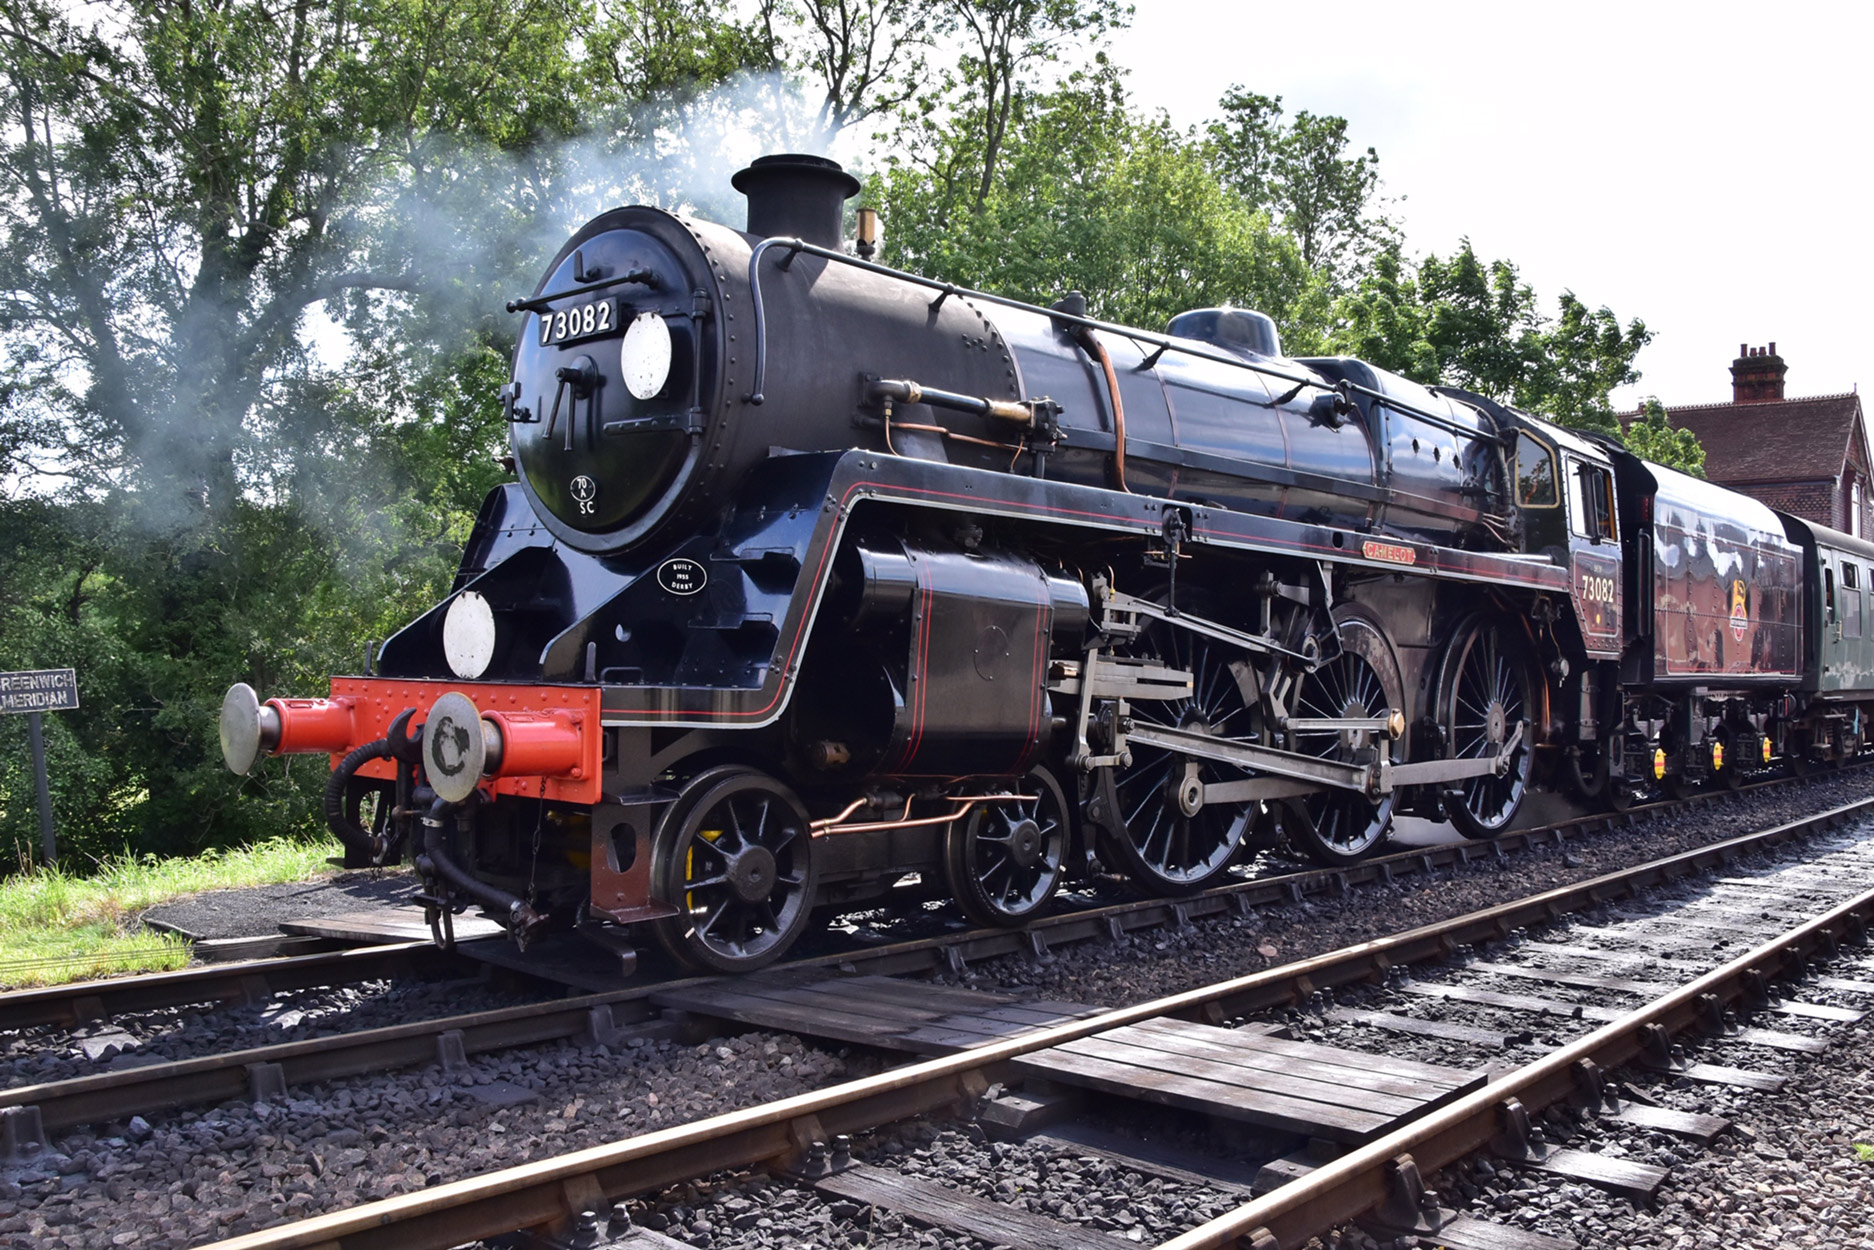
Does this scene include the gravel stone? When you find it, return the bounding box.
[3,772,1871,1249]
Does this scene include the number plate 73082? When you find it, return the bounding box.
[539,298,618,347]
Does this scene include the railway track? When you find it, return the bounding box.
[2,759,1846,1042]
[127,792,1874,1250]
[0,769,1850,1140]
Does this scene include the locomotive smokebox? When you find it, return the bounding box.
[732,153,861,249]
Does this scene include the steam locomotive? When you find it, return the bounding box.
[218,154,1874,975]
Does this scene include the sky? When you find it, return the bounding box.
[1113,0,1873,411]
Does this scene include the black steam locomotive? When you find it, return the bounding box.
[218,154,1874,975]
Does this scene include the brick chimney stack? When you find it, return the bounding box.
[1731,342,1788,403]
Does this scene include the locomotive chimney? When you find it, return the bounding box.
[1731,341,1788,403]
[732,153,861,250]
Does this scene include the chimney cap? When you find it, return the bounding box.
[731,153,861,199]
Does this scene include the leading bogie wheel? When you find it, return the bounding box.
[944,769,1070,928]
[650,767,819,975]
[1107,599,1259,894]
[1438,617,1537,839]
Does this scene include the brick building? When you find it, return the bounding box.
[1626,344,1871,536]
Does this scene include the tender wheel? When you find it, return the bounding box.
[1714,731,1745,791]
[1605,778,1636,812]
[1283,616,1402,865]
[1107,603,1259,893]
[650,768,819,975]
[944,769,1070,927]
[1438,617,1537,839]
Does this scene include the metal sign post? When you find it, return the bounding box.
[1,668,80,868]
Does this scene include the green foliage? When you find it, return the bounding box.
[0,0,768,867]
[755,0,937,136]
[1205,86,1395,287]
[1623,397,1706,476]
[1328,241,1651,437]
[874,67,1317,334]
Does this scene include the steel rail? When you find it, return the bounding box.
[1159,878,1874,1248]
[0,782,1860,1136]
[191,795,1874,1250]
[0,941,456,1031]
[3,756,1831,1037]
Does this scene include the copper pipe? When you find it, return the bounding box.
[810,792,1029,837]
[1084,331,1130,492]
[880,419,1023,454]
[808,796,872,830]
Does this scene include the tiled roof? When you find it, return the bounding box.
[1620,392,1866,483]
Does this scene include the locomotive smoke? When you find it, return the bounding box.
[277,70,852,548]
[369,70,850,350]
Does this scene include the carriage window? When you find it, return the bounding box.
[1846,564,1863,639]
[1516,432,1557,507]
[1826,567,1837,622]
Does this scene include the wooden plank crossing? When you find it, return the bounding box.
[650,973,1104,1054]
[1015,1018,1484,1145]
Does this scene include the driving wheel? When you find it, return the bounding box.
[1107,600,1259,894]
[1438,616,1537,839]
[1282,615,1402,866]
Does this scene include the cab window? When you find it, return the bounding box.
[1566,459,1615,541]
[1515,432,1557,507]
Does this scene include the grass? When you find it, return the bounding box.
[0,835,342,987]
[1856,1143,1874,1164]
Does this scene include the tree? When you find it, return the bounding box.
[0,0,768,859]
[1623,396,1706,476]
[756,0,937,139]
[1328,241,1650,437]
[1205,87,1393,287]
[873,68,1314,333]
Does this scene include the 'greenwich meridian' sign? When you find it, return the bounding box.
[0,668,80,715]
